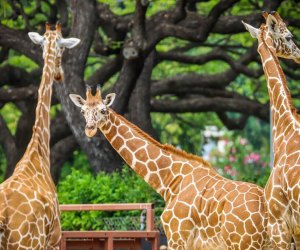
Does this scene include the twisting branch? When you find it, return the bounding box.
[151,95,269,121]
[97,2,132,41]
[151,0,238,44]
[217,112,249,130]
[86,56,122,86]
[0,85,38,103]
[152,43,260,96]
[50,111,73,147]
[0,66,40,87]
[158,47,262,77]
[51,135,78,184]
[0,25,43,65]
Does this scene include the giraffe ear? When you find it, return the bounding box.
[69,94,86,108]
[58,38,81,49]
[104,93,116,107]
[28,32,43,45]
[266,14,279,35]
[242,21,259,38]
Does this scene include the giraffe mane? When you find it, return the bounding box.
[260,25,299,118]
[113,111,211,167]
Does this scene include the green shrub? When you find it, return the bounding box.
[58,165,164,230]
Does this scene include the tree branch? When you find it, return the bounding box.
[151,95,269,121]
[0,66,40,88]
[0,25,43,65]
[50,111,72,147]
[86,56,122,86]
[217,112,249,130]
[0,85,38,103]
[50,135,78,184]
[150,0,238,44]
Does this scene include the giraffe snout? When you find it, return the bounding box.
[85,125,97,138]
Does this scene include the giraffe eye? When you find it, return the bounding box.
[101,110,106,115]
[286,36,292,42]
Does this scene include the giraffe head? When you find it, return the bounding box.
[28,22,80,81]
[242,11,300,63]
[69,85,116,137]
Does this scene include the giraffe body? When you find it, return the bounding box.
[243,12,300,249]
[0,23,79,249]
[70,87,272,249]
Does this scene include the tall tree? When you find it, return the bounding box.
[0,0,299,182]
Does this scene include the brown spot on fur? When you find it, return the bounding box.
[119,148,133,165]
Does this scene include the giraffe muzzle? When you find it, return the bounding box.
[85,125,97,137]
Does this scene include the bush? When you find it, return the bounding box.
[58,165,164,230]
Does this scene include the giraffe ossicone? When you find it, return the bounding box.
[243,11,300,249]
[70,86,272,249]
[0,22,80,249]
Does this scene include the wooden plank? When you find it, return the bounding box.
[60,203,154,211]
[146,207,155,231]
[62,230,159,238]
[64,238,141,247]
[60,237,67,250]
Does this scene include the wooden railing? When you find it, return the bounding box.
[59,203,160,250]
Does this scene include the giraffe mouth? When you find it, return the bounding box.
[85,126,97,137]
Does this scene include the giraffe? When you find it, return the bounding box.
[243,11,300,249]
[0,23,80,249]
[69,85,272,250]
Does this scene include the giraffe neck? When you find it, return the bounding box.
[21,53,55,170]
[258,27,298,138]
[100,110,212,201]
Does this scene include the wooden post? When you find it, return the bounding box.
[146,203,155,231]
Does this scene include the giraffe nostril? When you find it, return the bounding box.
[86,125,96,130]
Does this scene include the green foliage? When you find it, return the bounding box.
[58,165,164,230]
[50,104,62,119]
[0,103,21,135]
[151,112,223,155]
[1,0,49,27]
[0,146,6,182]
[98,0,177,17]
[8,52,38,72]
[196,0,219,15]
[59,151,92,180]
[0,0,12,20]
